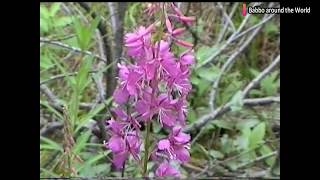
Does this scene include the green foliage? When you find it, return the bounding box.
[40,136,63,152]
[73,17,100,50]
[250,71,280,97]
[40,3,72,35]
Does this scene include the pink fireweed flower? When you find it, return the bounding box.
[155,162,181,177]
[172,27,186,37]
[157,126,191,163]
[105,119,142,169]
[166,68,192,96]
[117,64,144,97]
[145,3,162,16]
[136,93,179,127]
[174,39,194,48]
[106,3,195,176]
[125,25,154,59]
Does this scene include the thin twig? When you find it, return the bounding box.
[40,84,96,110]
[209,15,267,111]
[198,2,273,68]
[184,96,280,133]
[217,3,236,33]
[40,70,98,85]
[242,55,280,97]
[217,2,239,43]
[40,84,63,112]
[40,37,107,63]
[236,151,277,169]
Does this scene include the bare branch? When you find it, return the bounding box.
[217,3,236,33]
[184,96,280,133]
[198,2,274,68]
[242,55,280,97]
[40,37,107,63]
[40,84,63,112]
[217,2,239,43]
[40,70,98,85]
[209,15,267,111]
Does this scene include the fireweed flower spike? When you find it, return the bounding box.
[105,3,196,177]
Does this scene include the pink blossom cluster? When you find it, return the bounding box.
[105,3,196,177]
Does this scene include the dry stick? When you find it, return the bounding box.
[198,2,269,68]
[209,16,265,111]
[185,54,280,133]
[236,151,277,169]
[40,37,107,63]
[217,2,239,44]
[190,96,280,144]
[233,13,276,41]
[40,84,96,110]
[107,2,127,97]
[40,70,98,85]
[242,55,280,97]
[184,96,280,133]
[40,84,63,112]
[217,2,236,33]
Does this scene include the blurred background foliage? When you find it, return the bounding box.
[40,2,280,178]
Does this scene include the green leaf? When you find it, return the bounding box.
[219,78,242,105]
[236,119,260,130]
[196,46,218,67]
[76,56,93,93]
[261,71,279,96]
[229,91,244,112]
[196,65,220,82]
[75,103,105,133]
[234,135,249,150]
[40,6,50,19]
[249,122,266,149]
[55,17,72,27]
[265,23,279,35]
[50,3,61,17]
[40,55,54,69]
[213,120,234,130]
[209,150,224,159]
[40,167,60,178]
[40,18,49,33]
[187,108,197,123]
[78,152,108,172]
[40,100,64,121]
[73,131,91,154]
[40,136,63,152]
[191,75,210,96]
[259,145,275,166]
[221,134,233,154]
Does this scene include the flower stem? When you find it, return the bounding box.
[143,121,151,177]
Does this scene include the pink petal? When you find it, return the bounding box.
[172,28,186,37]
[113,151,129,169]
[174,132,191,144]
[174,146,190,162]
[108,136,125,153]
[161,58,178,77]
[158,139,171,150]
[113,108,127,121]
[113,87,129,105]
[160,110,176,127]
[175,39,193,48]
[166,18,173,33]
[156,162,180,177]
[181,53,195,65]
